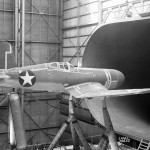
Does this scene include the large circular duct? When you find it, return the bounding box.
[82,17,150,140]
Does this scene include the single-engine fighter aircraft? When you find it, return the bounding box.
[1,42,150,149]
[1,59,150,98]
[0,43,150,99]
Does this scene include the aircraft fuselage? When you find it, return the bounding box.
[0,62,125,92]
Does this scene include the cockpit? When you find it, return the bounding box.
[48,62,79,73]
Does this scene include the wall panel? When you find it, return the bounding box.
[0,0,62,149]
[63,0,99,66]
[24,0,62,65]
[64,2,98,19]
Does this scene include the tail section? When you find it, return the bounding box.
[0,42,16,69]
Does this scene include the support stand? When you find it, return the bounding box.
[70,122,80,150]
[69,97,80,150]
[8,92,26,150]
[47,95,91,150]
[97,133,109,150]
[10,145,16,150]
[47,115,72,150]
[70,96,90,150]
[9,106,16,149]
[102,98,119,150]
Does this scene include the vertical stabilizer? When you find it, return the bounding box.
[0,42,16,69]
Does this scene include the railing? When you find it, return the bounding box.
[138,139,150,150]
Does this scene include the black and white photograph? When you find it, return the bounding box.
[0,0,149,150]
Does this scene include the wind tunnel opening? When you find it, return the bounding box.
[82,17,150,139]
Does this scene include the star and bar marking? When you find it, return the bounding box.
[19,70,36,87]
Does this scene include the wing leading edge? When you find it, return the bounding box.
[0,73,10,79]
[66,82,150,99]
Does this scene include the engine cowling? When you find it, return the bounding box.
[104,69,125,89]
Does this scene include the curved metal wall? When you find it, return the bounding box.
[82,17,150,139]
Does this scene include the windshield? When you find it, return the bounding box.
[48,62,78,72]
[58,62,78,72]
[48,62,58,69]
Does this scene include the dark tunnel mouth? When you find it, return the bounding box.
[82,17,150,125]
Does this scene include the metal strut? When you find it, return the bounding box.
[47,95,91,150]
[97,133,109,150]
[8,92,26,150]
[70,121,80,150]
[69,97,80,150]
[102,98,119,150]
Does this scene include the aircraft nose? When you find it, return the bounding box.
[116,70,125,88]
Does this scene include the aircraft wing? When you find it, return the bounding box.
[66,82,150,140]
[66,82,150,98]
[0,74,10,79]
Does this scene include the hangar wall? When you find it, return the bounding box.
[63,0,100,66]
[0,0,62,65]
[19,0,62,65]
[0,1,14,43]
[0,0,150,149]
[63,0,150,66]
[0,0,62,149]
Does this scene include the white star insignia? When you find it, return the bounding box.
[20,71,35,85]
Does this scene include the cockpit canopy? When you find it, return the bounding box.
[48,62,79,72]
[7,62,79,73]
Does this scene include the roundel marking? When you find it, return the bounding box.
[19,70,36,87]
